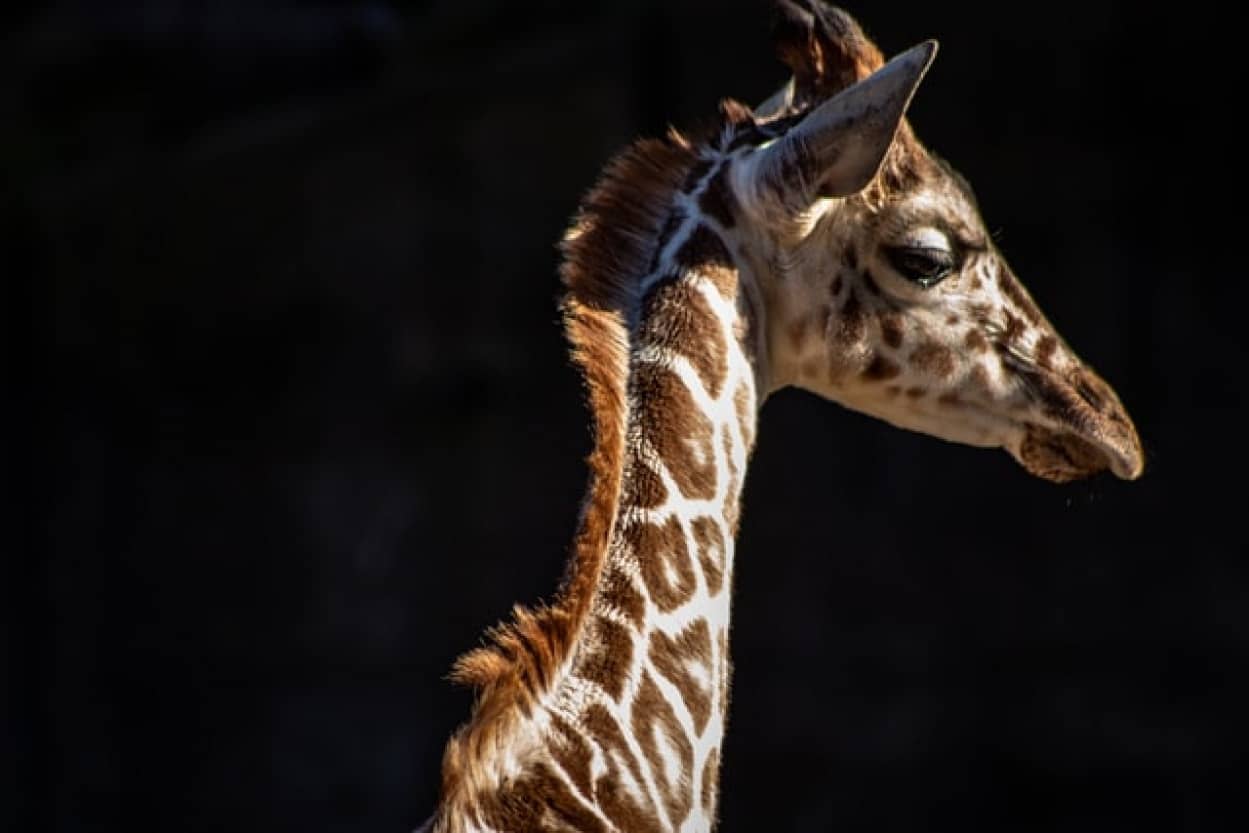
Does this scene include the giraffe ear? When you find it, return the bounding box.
[741,40,936,210]
[772,1,886,105]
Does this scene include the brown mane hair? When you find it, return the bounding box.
[436,133,698,803]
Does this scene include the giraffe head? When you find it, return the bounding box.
[727,2,1143,482]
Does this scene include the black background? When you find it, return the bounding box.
[8,2,1247,831]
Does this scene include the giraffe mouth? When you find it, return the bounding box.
[1015,425,1125,483]
[1007,362,1144,483]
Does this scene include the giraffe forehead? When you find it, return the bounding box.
[872,177,985,247]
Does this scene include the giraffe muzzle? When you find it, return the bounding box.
[1018,424,1142,483]
[1012,362,1144,483]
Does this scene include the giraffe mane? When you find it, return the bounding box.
[437,132,700,805]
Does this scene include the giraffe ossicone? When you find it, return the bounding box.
[423,3,1143,831]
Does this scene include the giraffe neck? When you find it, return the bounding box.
[554,151,761,829]
[434,136,762,833]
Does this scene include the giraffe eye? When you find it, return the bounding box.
[885,245,957,288]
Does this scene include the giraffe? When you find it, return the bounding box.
[421,3,1143,831]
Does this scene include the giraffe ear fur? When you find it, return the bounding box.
[807,40,936,199]
[743,40,936,210]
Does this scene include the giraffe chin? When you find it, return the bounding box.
[1015,425,1126,484]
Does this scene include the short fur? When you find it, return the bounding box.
[434,2,910,822]
[426,2,1143,828]
[436,135,700,817]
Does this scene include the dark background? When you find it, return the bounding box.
[8,2,1247,831]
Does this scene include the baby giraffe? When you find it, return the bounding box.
[421,2,1143,831]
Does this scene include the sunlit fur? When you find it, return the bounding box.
[424,4,1142,831]
[739,149,1143,481]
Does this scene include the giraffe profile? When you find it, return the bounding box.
[422,3,1143,831]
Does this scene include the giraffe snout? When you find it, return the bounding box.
[1091,415,1145,481]
[1067,366,1144,480]
[1011,361,1144,483]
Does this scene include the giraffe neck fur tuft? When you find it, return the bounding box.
[436,129,763,831]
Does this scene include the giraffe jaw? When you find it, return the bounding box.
[1003,360,1145,483]
[1014,426,1119,483]
[835,384,1142,483]
[817,387,1130,484]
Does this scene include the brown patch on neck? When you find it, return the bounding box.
[640,278,729,398]
[633,672,695,826]
[675,224,738,299]
[583,704,663,830]
[576,616,635,702]
[692,517,727,596]
[598,562,646,628]
[635,367,719,500]
[632,515,699,613]
[477,760,610,833]
[676,224,733,269]
[621,456,668,509]
[548,714,595,802]
[438,136,697,815]
[648,620,714,734]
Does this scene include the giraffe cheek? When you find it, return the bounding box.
[859,353,903,383]
[823,347,871,387]
[822,323,875,385]
[828,292,870,356]
[798,357,826,384]
[908,341,957,380]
